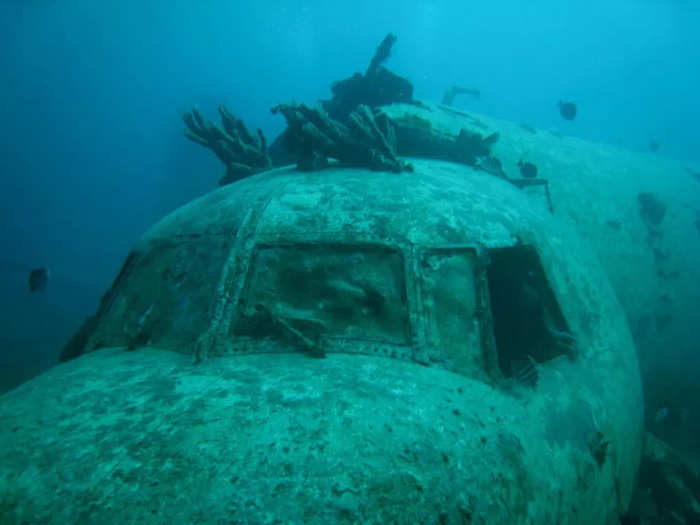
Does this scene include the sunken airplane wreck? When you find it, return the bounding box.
[0,34,643,524]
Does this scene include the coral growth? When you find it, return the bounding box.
[271,103,412,173]
[183,105,271,186]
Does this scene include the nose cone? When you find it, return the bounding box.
[1,160,643,524]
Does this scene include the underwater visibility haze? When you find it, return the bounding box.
[1,1,700,523]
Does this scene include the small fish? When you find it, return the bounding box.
[28,267,49,292]
[649,140,660,152]
[558,100,577,121]
[511,358,539,387]
[654,406,669,424]
[517,160,538,178]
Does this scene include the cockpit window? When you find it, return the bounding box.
[232,243,410,356]
[229,240,574,383]
[418,248,494,380]
[486,244,575,384]
[87,241,230,351]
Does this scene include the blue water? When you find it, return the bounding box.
[1,0,699,392]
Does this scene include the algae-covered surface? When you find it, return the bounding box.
[0,346,621,524]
